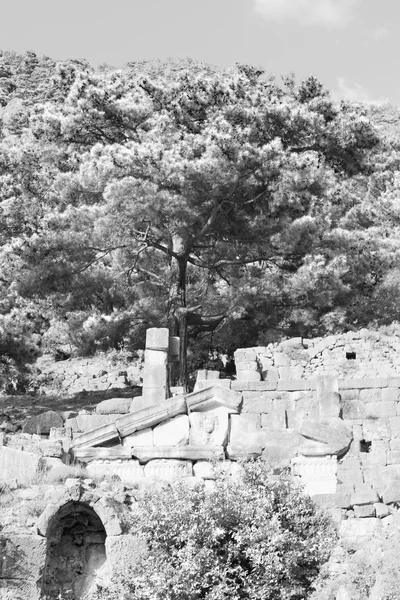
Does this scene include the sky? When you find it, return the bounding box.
[1,0,399,105]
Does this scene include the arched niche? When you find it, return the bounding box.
[41,501,107,599]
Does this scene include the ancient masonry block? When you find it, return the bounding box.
[189,408,229,446]
[131,445,225,463]
[186,386,242,413]
[153,414,190,446]
[116,396,187,438]
[291,455,338,496]
[71,423,120,449]
[141,327,169,405]
[143,459,193,479]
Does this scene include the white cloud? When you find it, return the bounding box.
[333,78,388,105]
[254,0,360,27]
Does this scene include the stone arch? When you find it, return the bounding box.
[40,500,108,599]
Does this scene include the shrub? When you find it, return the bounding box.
[90,461,337,600]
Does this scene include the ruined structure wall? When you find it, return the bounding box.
[234,329,400,381]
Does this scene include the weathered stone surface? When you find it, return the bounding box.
[0,534,46,599]
[229,414,265,450]
[22,410,63,435]
[340,378,388,389]
[315,375,340,420]
[194,379,231,393]
[300,419,352,455]
[226,445,262,460]
[291,456,337,495]
[71,423,120,449]
[374,502,390,518]
[143,459,193,479]
[72,447,132,463]
[277,380,312,391]
[231,381,277,392]
[363,419,391,441]
[0,447,42,486]
[189,408,229,446]
[350,486,379,506]
[365,402,397,419]
[87,460,144,482]
[96,398,132,415]
[94,497,127,536]
[186,386,242,413]
[381,481,400,504]
[116,396,187,438]
[145,327,170,351]
[153,415,189,446]
[236,370,261,382]
[241,394,273,414]
[339,518,382,550]
[354,504,376,518]
[76,414,115,432]
[122,428,153,447]
[105,534,147,576]
[131,445,224,463]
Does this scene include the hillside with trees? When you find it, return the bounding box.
[1,51,400,391]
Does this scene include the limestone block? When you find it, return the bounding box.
[381,481,400,504]
[189,408,229,446]
[0,533,46,586]
[94,496,127,536]
[153,414,189,446]
[263,428,305,452]
[374,503,390,518]
[71,423,120,449]
[87,459,144,482]
[231,381,277,392]
[350,487,379,506]
[186,386,242,413]
[196,369,220,382]
[315,374,340,420]
[382,387,400,402]
[0,447,42,486]
[193,460,233,479]
[145,327,169,351]
[300,419,352,455]
[72,447,131,463]
[262,367,279,381]
[293,396,319,426]
[339,518,381,550]
[273,352,290,367]
[340,378,388,389]
[390,416,400,438]
[360,451,387,467]
[144,459,193,479]
[363,419,390,441]
[129,396,155,413]
[142,365,168,388]
[387,451,400,464]
[131,445,224,463]
[236,370,261,382]
[39,440,64,458]
[240,393,274,415]
[116,396,187,438]
[141,386,167,405]
[341,391,366,419]
[365,402,397,418]
[76,414,113,432]
[277,380,312,391]
[96,398,132,415]
[194,379,231,393]
[105,534,147,575]
[122,428,153,447]
[226,445,262,460]
[390,438,400,451]
[229,414,265,449]
[278,366,304,379]
[359,388,382,403]
[291,456,337,495]
[354,504,376,518]
[22,410,63,435]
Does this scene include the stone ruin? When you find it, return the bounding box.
[3,327,400,598]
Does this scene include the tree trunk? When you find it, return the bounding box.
[168,233,189,389]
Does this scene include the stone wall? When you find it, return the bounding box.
[234,328,400,381]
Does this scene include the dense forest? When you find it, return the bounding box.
[1,50,400,391]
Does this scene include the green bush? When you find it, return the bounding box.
[90,461,337,600]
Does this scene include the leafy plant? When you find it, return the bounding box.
[89,461,337,600]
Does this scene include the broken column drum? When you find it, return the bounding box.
[41,501,107,599]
